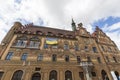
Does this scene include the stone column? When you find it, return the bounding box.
[59,70,64,80]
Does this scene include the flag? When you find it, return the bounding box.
[46,38,58,45]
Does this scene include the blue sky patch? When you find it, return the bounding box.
[92,16,120,30]
[14,0,22,4]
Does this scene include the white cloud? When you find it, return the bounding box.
[101,22,120,49]
[0,0,120,49]
[102,22,120,32]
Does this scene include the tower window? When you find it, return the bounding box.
[5,52,14,60]
[65,55,69,62]
[21,53,28,61]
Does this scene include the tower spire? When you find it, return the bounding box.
[71,18,76,31]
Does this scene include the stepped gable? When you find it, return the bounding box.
[15,23,76,39]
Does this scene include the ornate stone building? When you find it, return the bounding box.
[0,20,120,80]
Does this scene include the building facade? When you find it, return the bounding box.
[0,21,120,80]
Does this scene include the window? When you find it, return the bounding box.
[38,54,43,61]
[12,70,23,80]
[64,44,69,50]
[16,40,27,47]
[74,45,79,51]
[5,52,13,60]
[65,70,72,80]
[44,44,48,49]
[113,57,117,63]
[49,70,57,80]
[101,46,105,51]
[52,54,57,62]
[29,41,39,48]
[108,47,111,52]
[92,47,97,53]
[87,57,91,62]
[21,53,27,61]
[65,55,69,62]
[0,72,4,80]
[97,57,101,63]
[77,56,81,63]
[91,72,96,77]
[52,45,58,49]
[85,46,88,51]
[101,70,109,80]
[35,68,41,71]
[106,56,109,62]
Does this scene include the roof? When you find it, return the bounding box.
[15,24,76,39]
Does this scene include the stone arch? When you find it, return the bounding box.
[11,70,23,80]
[49,70,57,80]
[101,70,109,80]
[31,72,41,80]
[65,70,72,80]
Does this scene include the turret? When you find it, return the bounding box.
[71,18,76,31]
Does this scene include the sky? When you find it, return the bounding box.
[0,0,120,49]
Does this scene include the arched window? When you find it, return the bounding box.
[65,70,72,80]
[0,72,4,80]
[49,70,57,80]
[101,70,109,80]
[31,73,41,80]
[12,70,23,80]
[114,71,119,80]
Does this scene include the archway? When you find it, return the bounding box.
[101,70,109,80]
[31,73,41,80]
[49,70,57,80]
[65,70,72,80]
[12,70,23,80]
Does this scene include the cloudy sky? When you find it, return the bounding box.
[0,0,120,49]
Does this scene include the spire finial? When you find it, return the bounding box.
[71,18,76,31]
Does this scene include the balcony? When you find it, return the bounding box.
[79,61,93,67]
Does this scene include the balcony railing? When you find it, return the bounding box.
[79,61,93,67]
